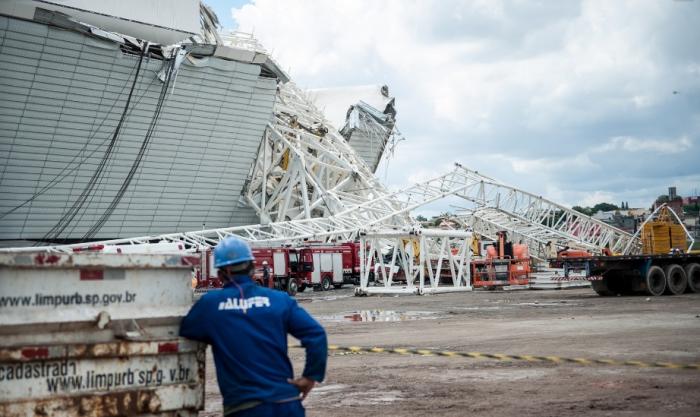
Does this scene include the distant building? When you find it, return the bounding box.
[683,217,699,239]
[438,219,458,230]
[653,186,684,218]
[669,187,677,200]
[663,200,684,218]
[594,208,649,233]
[593,211,615,222]
[626,208,649,218]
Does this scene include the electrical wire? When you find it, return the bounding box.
[81,50,177,239]
[37,43,149,243]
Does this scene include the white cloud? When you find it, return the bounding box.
[508,153,596,174]
[231,0,700,209]
[580,191,617,208]
[632,95,653,108]
[594,135,692,154]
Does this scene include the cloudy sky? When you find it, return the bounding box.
[208,0,699,214]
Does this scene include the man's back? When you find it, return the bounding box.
[180,276,326,409]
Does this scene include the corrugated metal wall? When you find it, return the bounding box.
[0,16,273,240]
[346,127,389,173]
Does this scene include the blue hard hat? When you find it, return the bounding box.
[213,236,255,268]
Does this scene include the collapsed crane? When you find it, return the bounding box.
[242,82,398,224]
[456,186,643,260]
[3,164,641,261]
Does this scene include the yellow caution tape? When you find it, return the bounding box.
[291,345,700,371]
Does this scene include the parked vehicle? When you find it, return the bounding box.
[558,206,699,296]
[295,242,362,291]
[560,253,700,296]
[251,247,304,295]
[194,241,365,294]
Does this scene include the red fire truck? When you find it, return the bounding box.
[294,242,362,291]
[194,246,304,295]
[194,241,365,295]
[251,247,304,295]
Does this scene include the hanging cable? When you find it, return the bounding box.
[38,42,149,243]
[81,47,179,239]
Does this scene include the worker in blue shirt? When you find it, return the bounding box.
[180,236,327,417]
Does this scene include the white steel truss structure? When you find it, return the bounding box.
[3,164,641,257]
[356,229,472,295]
[223,32,403,226]
[462,208,603,261]
[450,168,642,257]
[242,82,394,223]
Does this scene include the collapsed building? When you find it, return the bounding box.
[0,0,399,245]
[0,1,641,263]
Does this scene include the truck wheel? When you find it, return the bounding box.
[298,284,307,293]
[664,264,687,295]
[591,279,615,296]
[684,263,700,293]
[321,276,332,291]
[645,265,666,296]
[287,279,298,296]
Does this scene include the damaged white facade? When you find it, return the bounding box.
[1,0,202,45]
[0,3,283,242]
[310,85,399,173]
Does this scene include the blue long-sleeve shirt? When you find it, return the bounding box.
[179,275,327,408]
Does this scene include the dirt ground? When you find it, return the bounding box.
[200,287,700,416]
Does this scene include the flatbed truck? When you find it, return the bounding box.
[559,253,700,296]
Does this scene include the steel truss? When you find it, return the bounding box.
[222,33,397,224]
[448,165,642,257]
[3,164,641,257]
[242,82,393,223]
[9,165,483,252]
[356,229,472,295]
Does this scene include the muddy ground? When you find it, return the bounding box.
[200,287,700,416]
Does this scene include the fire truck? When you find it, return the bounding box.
[294,242,362,291]
[194,246,303,295]
[194,241,364,295]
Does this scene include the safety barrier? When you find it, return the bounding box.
[290,344,700,371]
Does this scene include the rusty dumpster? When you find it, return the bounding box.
[0,252,205,416]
